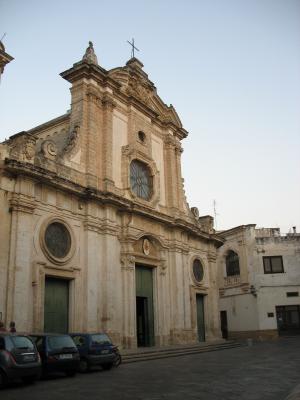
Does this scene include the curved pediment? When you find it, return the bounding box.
[108,58,184,133]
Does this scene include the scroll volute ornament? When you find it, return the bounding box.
[41,139,57,160]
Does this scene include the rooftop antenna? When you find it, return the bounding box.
[213,199,219,230]
[0,33,6,42]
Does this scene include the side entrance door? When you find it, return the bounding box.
[44,277,69,333]
[196,294,205,342]
[135,266,154,347]
[220,310,228,339]
[276,305,300,335]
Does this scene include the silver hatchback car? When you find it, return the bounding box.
[0,333,41,387]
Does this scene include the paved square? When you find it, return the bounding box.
[2,337,300,400]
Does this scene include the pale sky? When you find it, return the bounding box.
[1,0,299,233]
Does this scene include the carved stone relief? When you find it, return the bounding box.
[63,125,80,155]
[120,255,136,271]
[9,135,37,163]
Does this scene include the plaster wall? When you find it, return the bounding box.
[220,293,259,331]
[256,287,300,330]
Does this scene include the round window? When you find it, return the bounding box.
[130,159,152,200]
[193,259,204,282]
[45,222,71,259]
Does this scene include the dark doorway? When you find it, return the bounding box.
[135,266,154,347]
[136,296,149,347]
[276,305,300,335]
[44,277,69,333]
[220,310,228,339]
[196,294,205,342]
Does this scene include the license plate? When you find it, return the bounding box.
[101,350,109,354]
[60,354,73,359]
[23,355,35,362]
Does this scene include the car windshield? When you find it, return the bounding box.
[11,336,35,350]
[48,335,76,351]
[91,334,112,345]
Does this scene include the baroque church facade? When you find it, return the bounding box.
[0,43,223,348]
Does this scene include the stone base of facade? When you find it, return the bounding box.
[120,330,200,350]
[170,329,197,345]
[228,329,279,341]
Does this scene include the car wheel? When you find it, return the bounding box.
[22,375,37,385]
[114,353,122,367]
[102,363,113,371]
[79,359,89,373]
[65,370,76,377]
[0,370,8,388]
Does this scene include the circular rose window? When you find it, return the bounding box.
[193,259,204,282]
[45,222,71,259]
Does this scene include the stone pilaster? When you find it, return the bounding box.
[120,254,136,348]
[101,94,116,191]
[83,219,101,331]
[205,251,222,340]
[164,135,179,211]
[6,178,36,332]
[174,140,184,211]
[69,81,103,189]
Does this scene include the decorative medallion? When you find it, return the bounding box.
[143,238,150,255]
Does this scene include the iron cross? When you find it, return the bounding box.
[127,38,139,58]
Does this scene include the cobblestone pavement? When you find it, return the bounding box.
[1,337,300,400]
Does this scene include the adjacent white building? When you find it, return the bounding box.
[217,225,300,339]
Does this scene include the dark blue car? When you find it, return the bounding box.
[70,333,121,372]
[30,334,80,377]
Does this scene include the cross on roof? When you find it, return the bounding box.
[127,38,139,58]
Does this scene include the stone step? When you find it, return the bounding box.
[121,341,243,363]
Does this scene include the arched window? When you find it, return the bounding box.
[130,159,152,200]
[226,251,240,276]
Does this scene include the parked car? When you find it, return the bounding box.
[70,332,121,372]
[30,334,79,377]
[0,333,41,387]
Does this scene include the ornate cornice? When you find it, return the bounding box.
[3,158,224,247]
[9,195,36,214]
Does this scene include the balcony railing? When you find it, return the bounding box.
[224,275,241,287]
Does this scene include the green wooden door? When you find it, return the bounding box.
[135,266,154,347]
[196,294,205,342]
[44,277,69,333]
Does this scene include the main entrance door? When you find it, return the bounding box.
[44,277,69,333]
[135,266,154,347]
[276,305,300,335]
[196,294,205,342]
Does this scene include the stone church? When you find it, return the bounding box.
[0,42,223,348]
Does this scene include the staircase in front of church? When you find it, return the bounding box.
[121,340,244,363]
